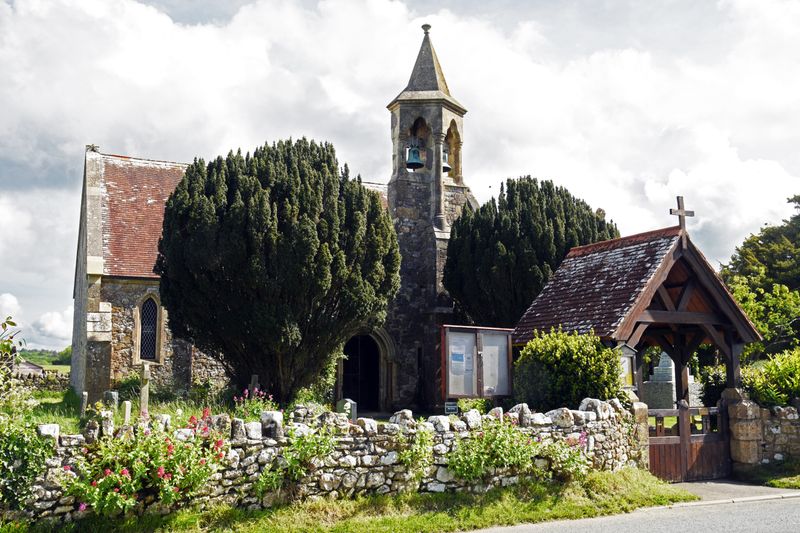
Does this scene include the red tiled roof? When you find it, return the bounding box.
[513,227,682,345]
[100,154,187,278]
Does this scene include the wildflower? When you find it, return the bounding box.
[157,466,165,478]
[144,429,151,436]
[243,388,249,398]
[91,480,97,487]
[167,444,175,455]
[63,465,72,471]
[78,503,87,512]
[199,458,206,465]
[120,468,130,477]
[217,452,224,460]
[165,472,173,480]
[104,468,112,476]
[173,487,180,493]
[113,487,120,493]
[202,407,211,419]
[176,408,183,416]
[214,439,223,449]
[188,415,198,427]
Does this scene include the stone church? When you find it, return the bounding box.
[71,25,477,409]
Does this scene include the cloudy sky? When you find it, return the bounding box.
[1,0,798,349]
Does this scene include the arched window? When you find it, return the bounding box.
[140,297,158,360]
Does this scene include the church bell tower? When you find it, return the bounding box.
[385,24,478,409]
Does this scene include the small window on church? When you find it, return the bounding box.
[140,298,158,360]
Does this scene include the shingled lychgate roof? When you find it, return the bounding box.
[513,226,682,345]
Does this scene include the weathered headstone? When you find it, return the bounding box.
[103,390,119,411]
[249,374,260,395]
[140,362,150,419]
[122,400,132,425]
[79,391,89,418]
[336,398,357,423]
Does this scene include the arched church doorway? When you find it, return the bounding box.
[342,335,381,411]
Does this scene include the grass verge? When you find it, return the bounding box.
[2,468,696,533]
[734,459,800,489]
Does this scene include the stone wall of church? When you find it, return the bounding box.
[98,279,228,395]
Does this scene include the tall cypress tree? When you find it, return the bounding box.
[156,139,400,402]
[443,176,618,327]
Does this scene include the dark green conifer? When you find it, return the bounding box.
[443,177,618,327]
[157,139,400,402]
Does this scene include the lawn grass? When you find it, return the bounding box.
[2,468,696,533]
[734,459,800,489]
[19,390,233,435]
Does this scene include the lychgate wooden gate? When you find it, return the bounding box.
[648,402,730,482]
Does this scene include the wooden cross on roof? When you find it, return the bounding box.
[670,196,694,230]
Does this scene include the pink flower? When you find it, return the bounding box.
[157,466,165,478]
[104,468,112,477]
[113,488,119,493]
[165,473,173,480]
[199,458,206,465]
[202,407,211,419]
[173,487,180,493]
[78,503,87,512]
[63,465,72,471]
[91,480,97,487]
[120,468,129,477]
[167,444,175,455]
[214,439,224,449]
[243,389,249,398]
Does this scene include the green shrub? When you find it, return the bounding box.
[232,388,279,421]
[397,428,434,486]
[447,419,588,482]
[0,417,54,510]
[699,365,727,407]
[62,410,225,516]
[457,398,492,415]
[748,348,800,406]
[514,329,623,411]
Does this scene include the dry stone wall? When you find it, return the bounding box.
[14,399,646,523]
[728,397,800,468]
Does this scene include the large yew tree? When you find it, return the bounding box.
[157,139,400,402]
[443,177,618,327]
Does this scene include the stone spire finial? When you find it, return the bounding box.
[422,23,431,34]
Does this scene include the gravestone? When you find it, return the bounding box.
[103,390,119,411]
[140,362,150,419]
[337,398,357,423]
[122,400,131,425]
[641,353,677,409]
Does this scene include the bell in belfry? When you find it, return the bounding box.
[406,146,423,170]
[441,150,452,173]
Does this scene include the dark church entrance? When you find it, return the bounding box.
[342,335,381,411]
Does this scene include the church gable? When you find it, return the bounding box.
[94,152,187,278]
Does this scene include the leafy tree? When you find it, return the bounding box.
[727,272,800,360]
[514,329,623,412]
[722,196,800,292]
[156,139,400,402]
[443,177,619,326]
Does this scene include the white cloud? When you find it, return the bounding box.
[0,293,21,319]
[32,305,73,345]
[1,0,800,345]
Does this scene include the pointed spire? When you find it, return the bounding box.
[387,24,466,114]
[405,24,451,95]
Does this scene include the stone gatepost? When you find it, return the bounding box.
[724,388,762,472]
[631,401,650,468]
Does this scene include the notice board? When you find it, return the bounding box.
[441,325,513,400]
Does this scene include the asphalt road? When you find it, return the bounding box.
[474,498,800,533]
